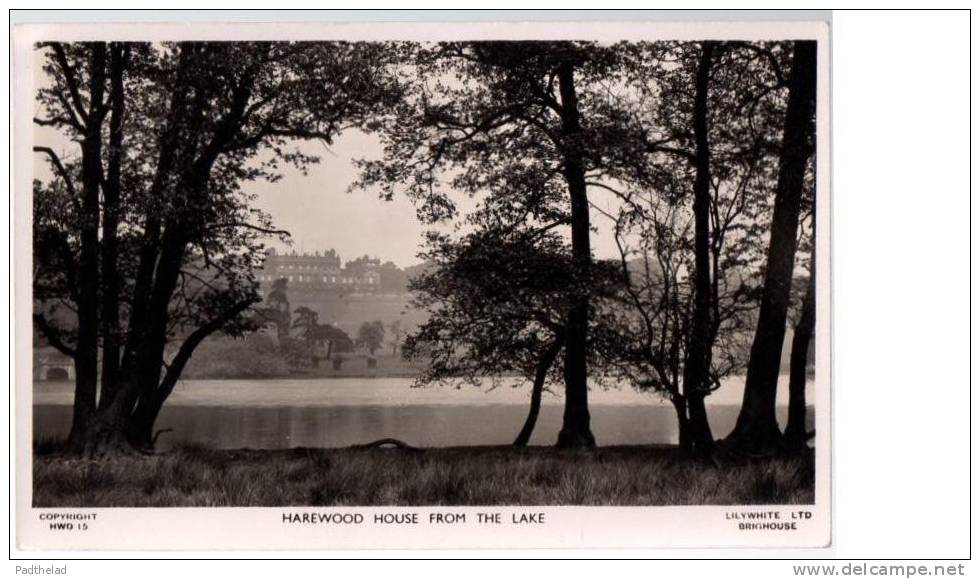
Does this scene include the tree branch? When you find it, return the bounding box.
[33,146,81,210]
[731,42,787,87]
[204,222,291,236]
[46,42,90,127]
[155,297,258,401]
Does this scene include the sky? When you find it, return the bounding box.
[248,130,434,268]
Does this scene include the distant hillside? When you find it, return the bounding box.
[287,292,426,337]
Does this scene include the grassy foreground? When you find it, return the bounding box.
[33,445,814,507]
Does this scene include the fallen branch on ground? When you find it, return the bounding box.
[349,438,420,451]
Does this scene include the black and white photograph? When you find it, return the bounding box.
[12,16,836,550]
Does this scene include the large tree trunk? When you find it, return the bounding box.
[126,231,189,447]
[555,61,596,449]
[680,41,717,458]
[125,53,251,453]
[514,336,564,447]
[132,73,221,409]
[105,48,192,416]
[128,65,228,446]
[785,244,816,450]
[98,43,127,408]
[66,43,107,452]
[76,49,204,455]
[62,44,260,457]
[671,396,691,454]
[76,53,194,458]
[97,219,188,453]
[727,41,817,454]
[686,392,714,456]
[127,298,256,450]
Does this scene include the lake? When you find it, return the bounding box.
[33,376,813,449]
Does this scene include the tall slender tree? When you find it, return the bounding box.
[681,41,719,456]
[727,40,818,454]
[785,228,816,450]
[600,40,790,455]
[34,42,108,448]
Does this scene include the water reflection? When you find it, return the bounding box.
[33,403,812,450]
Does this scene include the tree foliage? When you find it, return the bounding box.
[33,40,401,454]
[356,320,386,355]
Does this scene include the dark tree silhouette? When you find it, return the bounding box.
[32,41,400,455]
[406,230,576,446]
[357,41,644,448]
[785,232,816,450]
[32,37,821,463]
[680,41,719,457]
[255,278,292,339]
[356,320,386,355]
[512,337,565,447]
[387,319,405,356]
[607,197,757,456]
[320,325,354,357]
[292,306,324,367]
[596,40,790,456]
[292,306,320,338]
[286,306,352,365]
[727,41,818,454]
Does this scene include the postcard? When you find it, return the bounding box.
[13,16,831,550]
